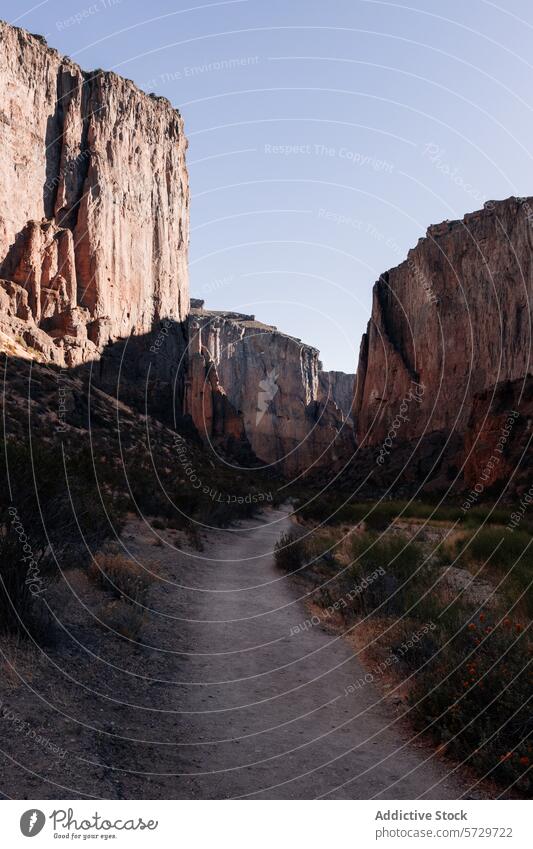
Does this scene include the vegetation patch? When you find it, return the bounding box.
[278,498,532,797]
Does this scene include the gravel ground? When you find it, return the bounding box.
[0,507,482,799]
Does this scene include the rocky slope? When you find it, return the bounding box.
[185,302,355,475]
[0,21,189,366]
[353,197,533,480]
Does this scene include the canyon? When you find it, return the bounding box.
[0,21,353,478]
[0,20,531,492]
[0,17,531,805]
[354,197,533,446]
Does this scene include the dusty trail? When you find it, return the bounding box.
[128,505,474,800]
[0,506,478,800]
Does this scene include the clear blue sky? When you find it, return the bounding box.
[5,0,533,371]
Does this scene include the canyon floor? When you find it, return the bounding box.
[0,506,485,800]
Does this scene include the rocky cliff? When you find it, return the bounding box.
[0,21,189,366]
[185,303,355,475]
[354,197,533,463]
[462,376,533,497]
[318,370,355,421]
[0,22,354,479]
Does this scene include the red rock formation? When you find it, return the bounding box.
[463,376,533,496]
[354,197,533,455]
[318,370,355,420]
[186,305,355,476]
[0,21,189,364]
[184,319,252,455]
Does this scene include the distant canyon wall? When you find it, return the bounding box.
[184,303,355,475]
[318,370,355,421]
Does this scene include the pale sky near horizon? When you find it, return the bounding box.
[4,0,533,372]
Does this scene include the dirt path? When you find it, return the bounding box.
[124,506,477,800]
[0,506,480,800]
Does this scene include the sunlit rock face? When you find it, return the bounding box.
[0,21,189,366]
[354,197,533,451]
[185,304,355,476]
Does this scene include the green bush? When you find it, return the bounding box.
[455,528,533,617]
[411,611,532,796]
[349,533,429,616]
[0,439,125,639]
[274,531,308,573]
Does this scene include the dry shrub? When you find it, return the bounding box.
[274,531,309,572]
[88,553,155,603]
[98,600,145,641]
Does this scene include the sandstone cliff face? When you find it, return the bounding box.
[185,304,355,475]
[184,318,249,448]
[0,21,189,365]
[462,376,533,496]
[318,370,355,420]
[354,197,533,453]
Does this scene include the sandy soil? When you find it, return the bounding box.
[0,507,482,799]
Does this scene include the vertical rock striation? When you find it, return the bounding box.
[185,304,355,475]
[354,198,533,455]
[318,370,355,421]
[0,21,189,364]
[462,376,533,495]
